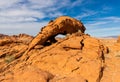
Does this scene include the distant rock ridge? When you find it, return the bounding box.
[103,35,118,38]
[0,34,9,39]
[0,33,33,46]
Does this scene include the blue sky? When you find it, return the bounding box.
[0,0,120,37]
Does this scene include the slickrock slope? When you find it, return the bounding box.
[0,33,108,82]
[0,16,119,82]
[29,33,107,82]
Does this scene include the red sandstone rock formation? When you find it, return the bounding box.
[21,16,86,59]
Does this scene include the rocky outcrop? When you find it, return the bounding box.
[21,16,86,59]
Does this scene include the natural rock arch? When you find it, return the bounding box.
[21,16,86,59]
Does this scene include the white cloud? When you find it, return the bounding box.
[0,9,45,18]
[84,16,120,37]
[27,0,56,9]
[102,6,112,11]
[48,12,64,18]
[85,21,109,26]
[0,21,48,35]
[0,8,46,24]
[71,0,83,7]
[0,0,71,23]
[75,9,97,19]
[0,0,20,8]
[86,26,120,33]
[0,0,84,22]
[75,13,94,19]
[86,27,120,37]
[0,21,48,28]
[0,9,45,17]
[0,16,37,23]
[101,16,120,22]
[84,16,120,27]
[75,13,89,19]
[28,0,55,5]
